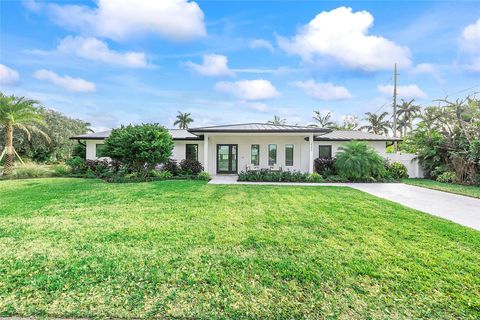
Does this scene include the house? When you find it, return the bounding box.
[71,123,425,176]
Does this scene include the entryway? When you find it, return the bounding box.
[216,144,238,174]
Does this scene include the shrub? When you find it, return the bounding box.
[314,157,336,177]
[162,158,180,175]
[180,159,203,175]
[307,172,324,183]
[437,171,456,183]
[151,170,173,180]
[14,164,52,179]
[335,141,385,182]
[385,161,409,180]
[197,171,211,181]
[51,164,71,176]
[238,169,310,182]
[84,159,110,178]
[66,156,85,174]
[102,123,174,177]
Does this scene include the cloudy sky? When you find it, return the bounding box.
[1,0,479,130]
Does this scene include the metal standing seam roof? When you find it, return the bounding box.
[70,129,202,140]
[315,130,402,141]
[188,123,331,133]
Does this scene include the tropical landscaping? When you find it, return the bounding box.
[0,178,479,318]
[403,178,480,199]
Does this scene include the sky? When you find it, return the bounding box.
[1,0,480,131]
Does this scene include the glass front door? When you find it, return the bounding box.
[217,144,238,174]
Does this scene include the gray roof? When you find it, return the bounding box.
[315,130,402,141]
[189,123,330,133]
[70,129,202,140]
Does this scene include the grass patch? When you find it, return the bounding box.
[0,178,479,318]
[403,178,480,199]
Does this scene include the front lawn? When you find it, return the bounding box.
[403,178,480,199]
[0,178,479,319]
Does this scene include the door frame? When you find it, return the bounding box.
[216,144,238,174]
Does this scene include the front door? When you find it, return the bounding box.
[217,144,238,174]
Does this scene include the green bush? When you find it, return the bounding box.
[197,171,211,181]
[436,171,456,183]
[162,158,180,175]
[179,159,203,175]
[14,164,52,179]
[335,141,385,182]
[385,161,409,180]
[66,156,85,174]
[102,123,174,177]
[313,157,336,177]
[238,169,311,182]
[307,172,324,183]
[151,170,173,180]
[51,164,71,176]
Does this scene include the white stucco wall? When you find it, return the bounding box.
[314,140,387,157]
[86,140,105,160]
[386,152,425,178]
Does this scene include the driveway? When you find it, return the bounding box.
[208,176,480,231]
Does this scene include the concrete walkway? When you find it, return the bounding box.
[208,176,480,231]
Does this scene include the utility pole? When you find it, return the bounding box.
[392,63,398,151]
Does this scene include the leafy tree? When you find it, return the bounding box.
[173,111,193,129]
[334,115,358,130]
[360,111,390,135]
[268,115,286,125]
[102,123,174,177]
[335,141,385,181]
[311,111,335,128]
[397,99,421,136]
[0,93,49,175]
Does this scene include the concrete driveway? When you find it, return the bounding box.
[209,176,480,231]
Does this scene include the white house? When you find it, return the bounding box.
[71,123,423,177]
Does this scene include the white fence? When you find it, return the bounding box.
[385,153,424,178]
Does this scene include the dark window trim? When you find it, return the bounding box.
[185,143,199,161]
[285,144,294,166]
[268,144,277,166]
[95,143,105,158]
[251,144,260,166]
[318,145,332,158]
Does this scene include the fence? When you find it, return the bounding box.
[385,153,425,178]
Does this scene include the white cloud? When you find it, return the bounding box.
[0,64,20,85]
[411,63,444,82]
[460,18,480,72]
[48,0,206,41]
[249,39,274,52]
[23,0,42,13]
[185,54,235,76]
[277,7,412,71]
[57,36,148,68]
[377,84,427,99]
[215,79,280,101]
[293,80,352,101]
[33,69,96,92]
[241,101,269,112]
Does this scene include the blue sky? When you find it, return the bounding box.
[1,0,480,130]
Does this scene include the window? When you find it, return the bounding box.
[251,144,260,165]
[285,144,294,166]
[319,145,332,158]
[95,144,105,158]
[186,144,198,161]
[268,144,277,166]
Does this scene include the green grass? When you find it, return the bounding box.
[403,178,480,199]
[0,178,479,319]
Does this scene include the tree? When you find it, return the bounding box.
[0,93,49,175]
[335,141,385,181]
[360,111,390,135]
[173,111,193,129]
[311,111,336,128]
[102,123,174,178]
[397,99,421,136]
[267,115,286,125]
[334,115,358,130]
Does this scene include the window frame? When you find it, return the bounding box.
[318,145,332,159]
[185,144,199,161]
[285,144,294,166]
[95,144,105,158]
[268,144,277,166]
[251,144,260,166]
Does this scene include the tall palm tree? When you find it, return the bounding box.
[359,111,390,135]
[0,93,49,175]
[312,111,336,128]
[397,99,421,136]
[173,111,194,129]
[267,115,286,125]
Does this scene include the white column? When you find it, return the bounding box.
[203,133,209,173]
[308,133,314,173]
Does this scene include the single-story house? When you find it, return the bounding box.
[71,123,421,176]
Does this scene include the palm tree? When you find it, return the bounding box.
[312,111,336,128]
[268,115,286,125]
[359,111,390,135]
[173,111,193,129]
[396,99,421,136]
[0,93,49,175]
[334,115,358,130]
